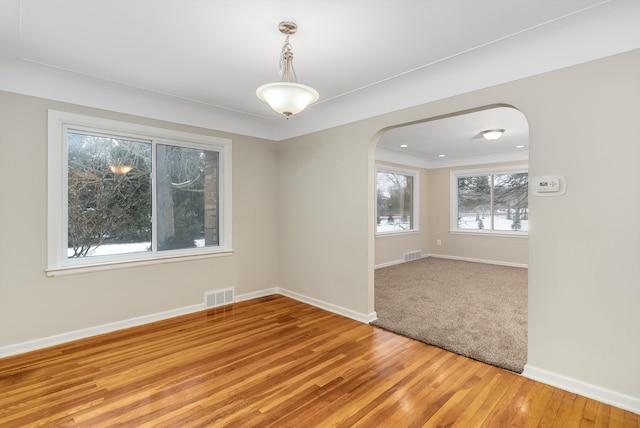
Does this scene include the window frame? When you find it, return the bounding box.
[375,164,420,237]
[47,110,232,277]
[450,165,528,238]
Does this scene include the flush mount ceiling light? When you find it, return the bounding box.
[481,129,505,141]
[256,21,319,118]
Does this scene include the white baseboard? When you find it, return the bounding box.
[278,287,377,324]
[375,255,429,269]
[236,287,377,324]
[375,259,404,269]
[235,288,279,302]
[0,303,204,358]
[0,287,376,358]
[375,254,527,269]
[427,253,528,268]
[522,364,640,414]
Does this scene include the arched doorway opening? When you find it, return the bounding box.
[370,105,530,373]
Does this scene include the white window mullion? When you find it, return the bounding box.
[490,174,495,231]
[61,125,71,261]
[150,141,158,252]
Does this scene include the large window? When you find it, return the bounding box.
[376,166,419,234]
[48,111,232,275]
[451,167,528,235]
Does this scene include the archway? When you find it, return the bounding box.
[370,105,530,372]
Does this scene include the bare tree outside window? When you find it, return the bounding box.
[493,173,528,231]
[156,145,219,251]
[457,172,528,231]
[66,132,220,258]
[376,170,415,233]
[67,133,152,257]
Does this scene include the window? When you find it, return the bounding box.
[376,166,419,234]
[451,166,528,235]
[48,110,232,275]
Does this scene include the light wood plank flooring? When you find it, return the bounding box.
[1,295,638,427]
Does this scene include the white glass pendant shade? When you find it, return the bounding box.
[256,82,319,117]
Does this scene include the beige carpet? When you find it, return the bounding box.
[371,257,527,373]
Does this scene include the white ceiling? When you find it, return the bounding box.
[1,0,639,146]
[377,107,529,168]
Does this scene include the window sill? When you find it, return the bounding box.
[375,229,420,238]
[46,250,234,278]
[449,230,527,238]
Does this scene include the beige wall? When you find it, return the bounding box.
[278,125,375,315]
[0,91,280,346]
[1,48,639,404]
[521,51,640,398]
[279,49,640,400]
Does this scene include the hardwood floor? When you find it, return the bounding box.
[1,295,637,427]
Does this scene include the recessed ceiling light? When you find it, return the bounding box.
[400,144,408,148]
[438,154,446,158]
[516,145,525,149]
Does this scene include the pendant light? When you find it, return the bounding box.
[256,21,319,118]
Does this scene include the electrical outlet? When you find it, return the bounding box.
[437,239,442,246]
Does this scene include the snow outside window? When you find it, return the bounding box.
[47,110,232,276]
[376,166,419,235]
[451,167,528,236]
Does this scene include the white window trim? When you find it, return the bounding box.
[450,164,528,238]
[47,110,233,277]
[375,164,420,236]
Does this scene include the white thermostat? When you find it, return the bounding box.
[532,176,566,196]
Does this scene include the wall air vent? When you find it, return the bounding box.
[404,251,422,262]
[204,287,234,308]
